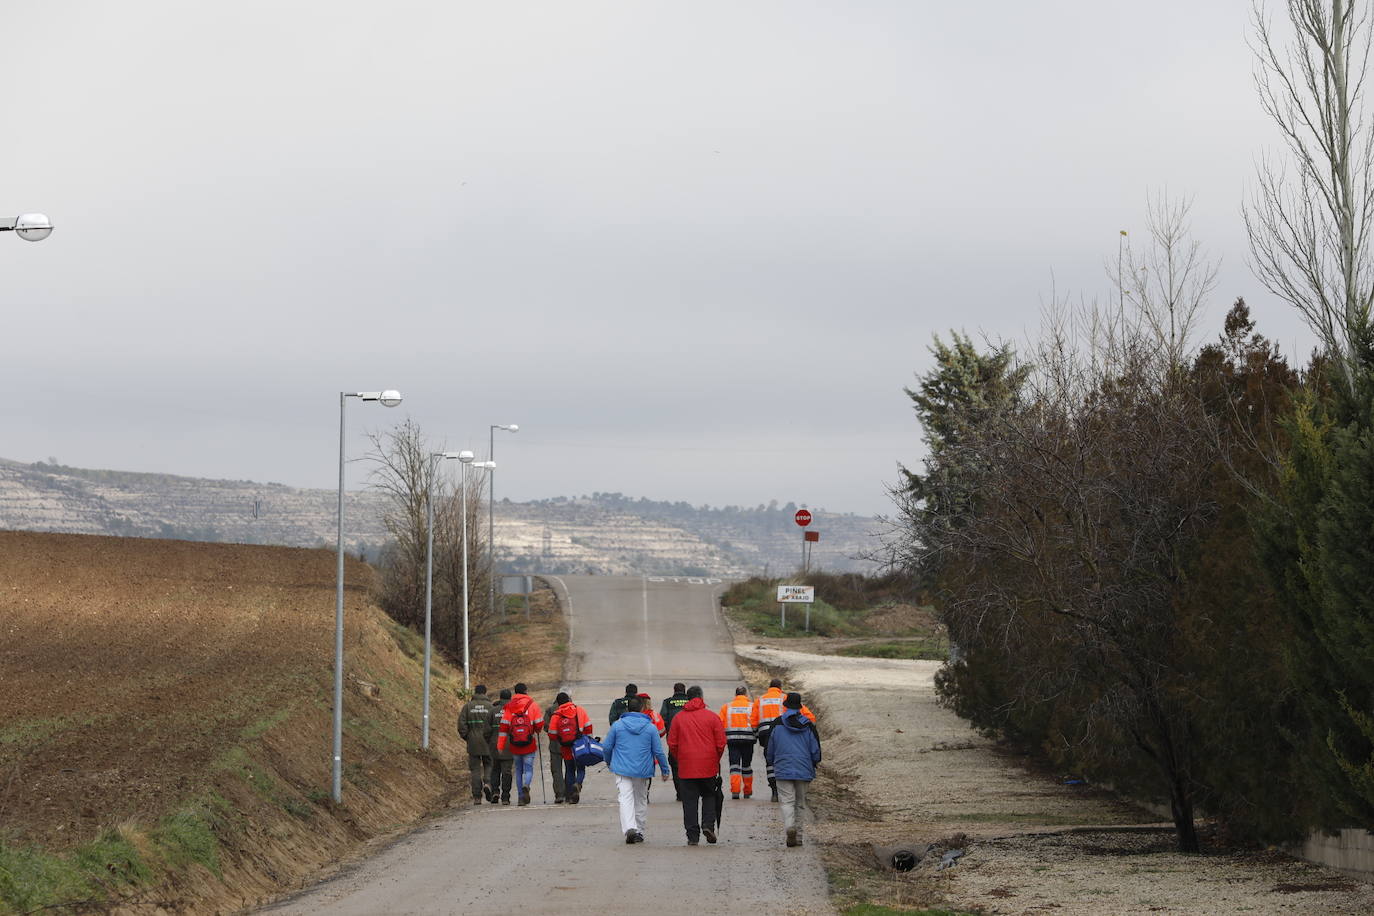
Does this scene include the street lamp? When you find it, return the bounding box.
[333,389,402,803]
[423,450,467,750]
[461,459,495,689]
[488,424,518,617]
[0,213,54,242]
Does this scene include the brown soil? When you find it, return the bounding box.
[0,531,566,914]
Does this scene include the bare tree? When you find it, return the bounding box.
[432,466,494,653]
[1122,193,1218,370]
[366,418,440,631]
[1247,0,1374,392]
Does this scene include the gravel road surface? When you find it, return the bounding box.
[261,576,834,916]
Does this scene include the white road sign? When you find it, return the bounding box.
[777,585,815,604]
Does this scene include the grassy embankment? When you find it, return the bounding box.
[0,531,565,915]
[721,573,947,660]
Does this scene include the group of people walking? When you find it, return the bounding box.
[457,678,821,848]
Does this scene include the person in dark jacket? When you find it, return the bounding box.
[666,685,727,845]
[457,684,497,804]
[659,682,690,801]
[608,683,638,727]
[763,692,821,847]
[490,689,514,804]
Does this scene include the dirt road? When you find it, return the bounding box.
[737,642,1374,915]
[261,576,834,916]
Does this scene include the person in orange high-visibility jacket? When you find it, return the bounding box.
[719,686,757,798]
[751,678,815,802]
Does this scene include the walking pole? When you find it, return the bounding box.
[536,734,548,804]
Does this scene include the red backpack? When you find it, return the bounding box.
[508,708,535,751]
[556,712,579,746]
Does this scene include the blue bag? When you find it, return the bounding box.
[572,734,605,767]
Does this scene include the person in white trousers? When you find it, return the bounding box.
[601,696,672,843]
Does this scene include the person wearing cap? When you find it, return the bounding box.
[659,682,690,801]
[490,688,515,804]
[719,686,757,799]
[752,677,815,802]
[608,683,638,727]
[547,691,594,804]
[763,692,822,848]
[457,684,497,805]
[666,685,727,846]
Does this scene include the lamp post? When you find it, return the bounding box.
[334,389,402,803]
[0,213,54,242]
[461,458,495,688]
[487,424,517,617]
[423,450,467,750]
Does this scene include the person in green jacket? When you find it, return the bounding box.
[546,691,566,803]
[458,685,497,804]
[489,689,514,804]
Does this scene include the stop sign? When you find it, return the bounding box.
[795,509,812,527]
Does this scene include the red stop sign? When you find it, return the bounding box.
[795,509,812,527]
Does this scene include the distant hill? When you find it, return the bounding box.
[0,460,883,577]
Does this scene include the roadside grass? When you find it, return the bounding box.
[0,797,228,915]
[834,640,948,661]
[722,575,944,655]
[842,907,981,916]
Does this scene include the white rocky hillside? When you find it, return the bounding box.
[0,460,881,577]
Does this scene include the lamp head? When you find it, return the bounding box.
[458,450,475,463]
[508,424,518,432]
[378,390,402,407]
[15,213,53,242]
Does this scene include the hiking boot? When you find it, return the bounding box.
[703,827,717,844]
[743,792,752,799]
[687,837,699,846]
[632,832,644,843]
[554,797,565,804]
[731,793,740,800]
[569,786,580,804]
[482,785,494,802]
[626,829,638,844]
[785,827,798,848]
[472,796,483,806]
[501,797,511,805]
[518,789,530,806]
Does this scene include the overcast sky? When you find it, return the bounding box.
[3,2,1318,517]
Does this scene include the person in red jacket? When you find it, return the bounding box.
[666,685,727,845]
[546,692,594,804]
[495,682,545,806]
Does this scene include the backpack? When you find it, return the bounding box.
[572,734,605,767]
[556,713,579,746]
[508,708,535,751]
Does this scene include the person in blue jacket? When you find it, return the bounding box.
[602,696,671,844]
[763,692,821,848]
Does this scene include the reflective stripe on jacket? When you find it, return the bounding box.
[720,696,756,742]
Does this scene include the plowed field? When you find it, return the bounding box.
[1,531,393,851]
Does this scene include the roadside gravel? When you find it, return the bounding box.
[735,642,1374,915]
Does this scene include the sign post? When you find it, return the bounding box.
[794,509,812,573]
[777,584,815,631]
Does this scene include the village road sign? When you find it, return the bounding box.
[794,509,812,527]
[777,585,815,604]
